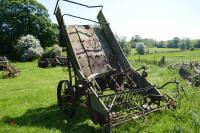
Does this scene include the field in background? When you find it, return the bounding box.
[0,49,200,133]
[130,48,200,63]
[130,48,181,55]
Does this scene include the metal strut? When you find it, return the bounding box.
[54,0,103,24]
[75,27,93,74]
[63,14,99,24]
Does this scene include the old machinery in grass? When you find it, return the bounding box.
[54,0,182,132]
[0,56,20,78]
[179,62,200,87]
[38,56,68,68]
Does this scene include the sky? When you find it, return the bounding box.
[37,0,200,41]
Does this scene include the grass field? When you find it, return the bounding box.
[130,48,181,55]
[130,48,200,63]
[0,50,200,133]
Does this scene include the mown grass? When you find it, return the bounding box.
[0,50,200,133]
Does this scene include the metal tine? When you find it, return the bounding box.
[111,107,141,122]
[103,95,113,108]
[116,93,125,108]
[108,95,117,111]
[103,96,110,107]
[129,92,136,108]
[114,94,122,106]
[121,94,127,110]
[107,96,112,108]
[118,93,126,109]
[117,94,122,108]
[113,92,135,109]
[122,93,132,109]
[116,93,131,109]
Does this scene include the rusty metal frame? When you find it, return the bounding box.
[54,0,103,24]
[54,1,182,132]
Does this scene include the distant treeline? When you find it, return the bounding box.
[130,35,200,49]
[116,34,200,55]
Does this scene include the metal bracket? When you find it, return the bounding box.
[54,0,103,23]
[158,80,188,99]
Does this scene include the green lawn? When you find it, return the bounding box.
[0,50,200,133]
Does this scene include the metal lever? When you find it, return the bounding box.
[158,80,188,99]
[63,14,99,24]
[54,0,103,14]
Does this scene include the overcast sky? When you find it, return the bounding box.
[37,0,200,41]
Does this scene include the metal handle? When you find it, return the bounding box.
[62,13,99,23]
[54,0,103,14]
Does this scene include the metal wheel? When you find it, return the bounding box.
[57,80,76,116]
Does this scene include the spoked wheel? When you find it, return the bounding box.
[57,80,76,116]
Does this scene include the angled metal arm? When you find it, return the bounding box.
[158,81,180,89]
[54,0,103,14]
[158,80,188,99]
[63,14,99,24]
[62,0,103,9]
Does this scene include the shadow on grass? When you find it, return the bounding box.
[1,105,101,133]
[1,105,164,133]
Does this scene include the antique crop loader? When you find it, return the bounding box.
[54,0,181,132]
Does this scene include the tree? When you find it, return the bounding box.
[156,41,166,48]
[132,35,142,42]
[179,40,185,50]
[115,34,131,56]
[129,35,142,48]
[179,38,191,50]
[142,38,156,48]
[167,37,180,48]
[43,44,62,58]
[185,38,191,49]
[0,0,57,55]
[16,34,44,61]
[194,40,200,48]
[136,42,146,55]
[129,35,157,48]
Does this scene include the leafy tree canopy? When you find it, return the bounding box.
[115,34,131,56]
[0,0,57,55]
